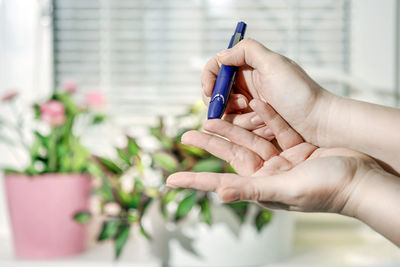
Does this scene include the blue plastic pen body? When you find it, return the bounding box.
[207,22,247,119]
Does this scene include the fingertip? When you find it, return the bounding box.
[166,174,180,188]
[236,97,248,110]
[181,130,197,145]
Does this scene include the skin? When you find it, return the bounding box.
[201,38,400,175]
[167,100,400,246]
[167,38,400,246]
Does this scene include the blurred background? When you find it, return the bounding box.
[1,0,400,265]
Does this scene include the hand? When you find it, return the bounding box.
[202,38,337,144]
[167,99,380,215]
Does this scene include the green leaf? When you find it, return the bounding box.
[98,157,123,175]
[99,177,115,202]
[98,220,121,241]
[192,159,223,173]
[161,190,178,218]
[134,179,144,193]
[139,224,151,240]
[160,137,173,150]
[92,114,106,124]
[117,189,132,207]
[255,210,273,232]
[34,131,49,148]
[87,162,103,178]
[129,193,141,209]
[126,213,139,223]
[73,211,91,224]
[162,190,178,205]
[33,103,41,119]
[127,137,140,157]
[149,126,162,141]
[225,202,249,223]
[199,196,212,226]
[117,148,131,166]
[114,224,130,259]
[152,152,178,173]
[225,164,236,173]
[179,143,206,157]
[175,191,197,221]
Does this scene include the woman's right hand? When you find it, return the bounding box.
[202,38,337,144]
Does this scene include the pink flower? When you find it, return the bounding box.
[1,90,18,102]
[61,80,78,94]
[40,100,66,126]
[85,91,106,110]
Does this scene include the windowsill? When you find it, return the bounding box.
[0,213,399,266]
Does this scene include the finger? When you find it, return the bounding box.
[167,172,240,192]
[181,130,263,176]
[224,93,248,113]
[219,174,290,203]
[250,99,303,150]
[261,156,292,172]
[203,119,279,161]
[280,142,318,166]
[166,172,287,204]
[203,93,248,111]
[202,93,210,107]
[252,125,274,141]
[217,38,279,71]
[223,112,265,131]
[201,56,220,97]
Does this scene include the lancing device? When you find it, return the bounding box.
[207,21,247,119]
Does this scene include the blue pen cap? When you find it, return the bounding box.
[235,21,247,36]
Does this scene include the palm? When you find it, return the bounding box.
[168,100,374,213]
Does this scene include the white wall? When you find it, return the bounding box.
[0,0,52,237]
[350,0,397,105]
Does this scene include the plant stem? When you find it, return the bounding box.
[48,127,58,172]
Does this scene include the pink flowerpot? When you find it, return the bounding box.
[4,173,91,259]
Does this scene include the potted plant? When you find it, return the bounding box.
[148,103,294,266]
[0,82,106,259]
[76,102,293,266]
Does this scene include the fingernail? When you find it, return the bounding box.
[166,177,179,188]
[221,188,240,202]
[251,115,263,125]
[237,98,247,109]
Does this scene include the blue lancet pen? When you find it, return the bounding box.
[207,21,247,119]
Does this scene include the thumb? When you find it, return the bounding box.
[217,38,277,70]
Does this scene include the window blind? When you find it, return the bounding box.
[52,0,350,130]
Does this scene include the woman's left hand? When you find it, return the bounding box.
[167,99,380,214]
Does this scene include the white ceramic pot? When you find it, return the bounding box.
[150,202,294,267]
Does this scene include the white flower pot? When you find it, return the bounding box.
[150,202,294,266]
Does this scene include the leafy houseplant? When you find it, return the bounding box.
[74,136,155,259]
[1,84,106,175]
[76,102,273,259]
[150,104,273,230]
[0,82,106,259]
